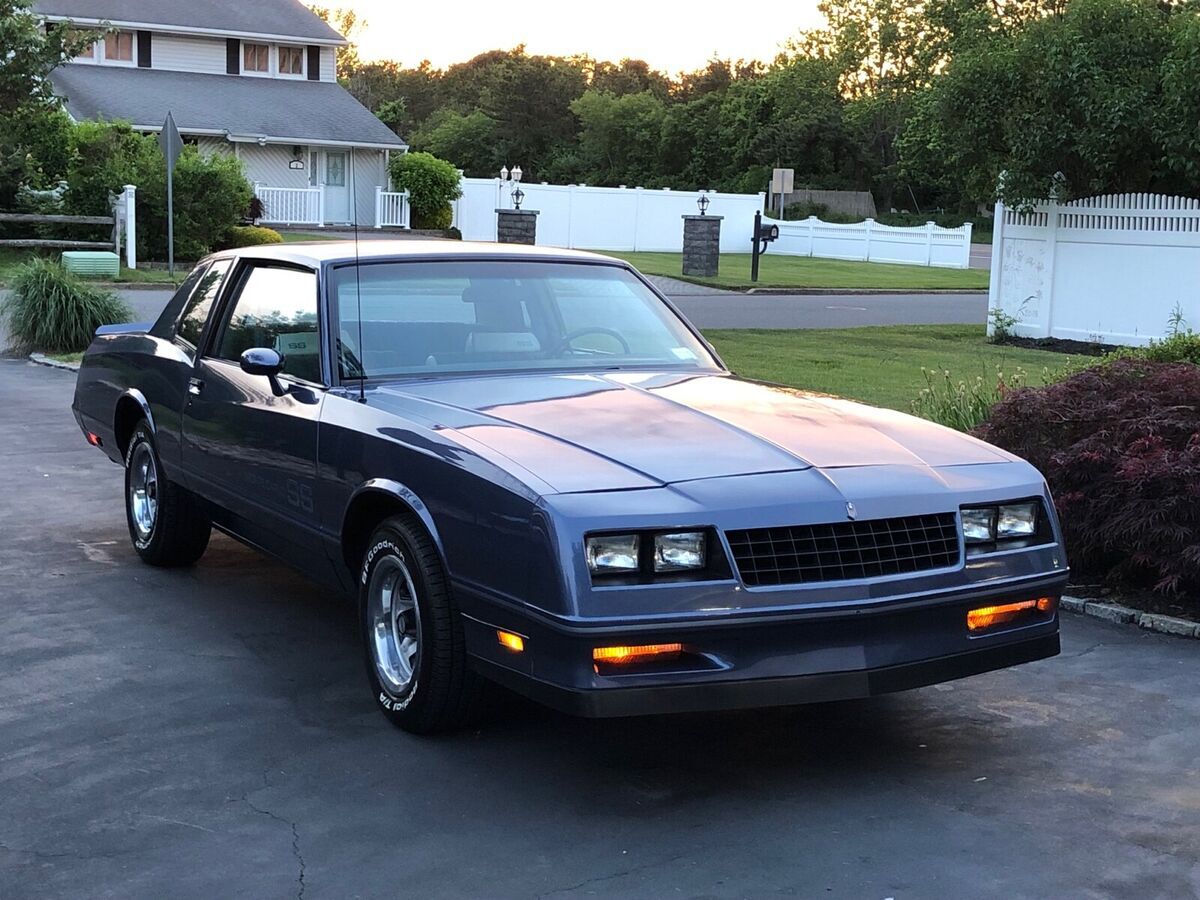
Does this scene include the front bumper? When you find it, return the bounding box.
[459,572,1066,718]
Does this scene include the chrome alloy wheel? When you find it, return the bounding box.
[128,442,159,541]
[368,554,423,695]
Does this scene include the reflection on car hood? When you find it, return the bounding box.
[371,371,1015,494]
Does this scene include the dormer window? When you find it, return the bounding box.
[278,46,305,77]
[243,43,270,74]
[104,31,134,62]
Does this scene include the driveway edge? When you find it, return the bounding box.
[28,353,80,372]
[1061,595,1199,638]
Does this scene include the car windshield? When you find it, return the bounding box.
[330,260,720,379]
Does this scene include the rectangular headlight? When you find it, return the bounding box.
[653,532,706,572]
[961,507,996,543]
[997,502,1038,538]
[585,534,640,574]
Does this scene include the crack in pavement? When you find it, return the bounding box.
[231,793,306,899]
[535,853,688,898]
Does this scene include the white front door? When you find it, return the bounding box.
[322,151,351,223]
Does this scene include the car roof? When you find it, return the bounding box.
[207,240,630,269]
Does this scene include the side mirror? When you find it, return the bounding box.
[240,347,284,376]
[240,347,286,395]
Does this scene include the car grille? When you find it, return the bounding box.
[726,513,961,587]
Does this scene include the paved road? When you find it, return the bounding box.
[970,242,993,270]
[2,358,1198,898]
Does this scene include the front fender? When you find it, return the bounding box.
[342,477,448,566]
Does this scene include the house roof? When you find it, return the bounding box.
[33,0,346,45]
[51,65,407,149]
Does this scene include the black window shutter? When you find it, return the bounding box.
[226,38,240,75]
[137,31,151,68]
[307,45,321,80]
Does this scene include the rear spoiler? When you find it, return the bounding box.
[95,322,152,336]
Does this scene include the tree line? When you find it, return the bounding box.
[327,0,1200,211]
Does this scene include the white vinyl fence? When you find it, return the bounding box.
[773,216,972,268]
[988,194,1200,346]
[453,179,765,253]
[452,177,970,267]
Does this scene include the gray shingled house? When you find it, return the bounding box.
[37,0,409,227]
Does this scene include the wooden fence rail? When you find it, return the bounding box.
[0,207,124,258]
[0,212,115,226]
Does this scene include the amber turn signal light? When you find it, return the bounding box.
[496,630,525,653]
[593,643,683,664]
[967,597,1056,633]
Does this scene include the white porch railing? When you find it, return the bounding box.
[375,187,411,229]
[254,183,324,226]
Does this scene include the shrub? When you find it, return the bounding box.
[414,205,454,230]
[64,121,252,261]
[388,151,461,229]
[1106,329,1200,366]
[975,359,1200,597]
[1,258,132,353]
[221,225,283,249]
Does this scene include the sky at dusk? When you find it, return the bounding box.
[343,1,826,73]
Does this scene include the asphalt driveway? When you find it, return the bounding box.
[2,358,1198,899]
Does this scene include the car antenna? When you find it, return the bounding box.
[351,158,366,403]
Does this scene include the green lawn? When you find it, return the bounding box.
[703,325,1079,412]
[0,248,179,286]
[607,251,990,291]
[279,231,340,242]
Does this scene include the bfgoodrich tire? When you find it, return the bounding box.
[359,516,482,734]
[124,422,211,567]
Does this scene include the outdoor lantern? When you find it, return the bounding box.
[500,165,509,181]
[512,166,523,183]
[512,187,525,210]
[697,194,711,215]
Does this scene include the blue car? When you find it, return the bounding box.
[72,242,1068,733]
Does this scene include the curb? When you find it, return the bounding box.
[28,353,80,372]
[1061,595,1199,639]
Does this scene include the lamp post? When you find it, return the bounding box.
[499,165,525,208]
[697,194,710,215]
[495,164,537,244]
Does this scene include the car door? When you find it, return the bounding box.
[180,261,329,574]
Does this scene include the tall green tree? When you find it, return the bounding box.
[899,0,1182,206]
[0,0,92,202]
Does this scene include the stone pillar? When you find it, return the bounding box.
[682,215,722,277]
[496,209,539,245]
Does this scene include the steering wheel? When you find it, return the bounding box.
[556,327,631,355]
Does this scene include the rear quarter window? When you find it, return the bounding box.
[175,259,233,358]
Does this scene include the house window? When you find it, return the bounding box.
[243,42,270,73]
[278,46,305,77]
[104,31,134,62]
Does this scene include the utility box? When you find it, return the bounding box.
[61,251,120,277]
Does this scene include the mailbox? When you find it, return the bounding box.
[757,223,780,243]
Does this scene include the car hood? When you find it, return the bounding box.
[371,371,1015,494]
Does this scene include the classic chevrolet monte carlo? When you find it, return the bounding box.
[72,241,1068,732]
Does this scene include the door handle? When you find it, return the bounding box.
[188,377,204,396]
